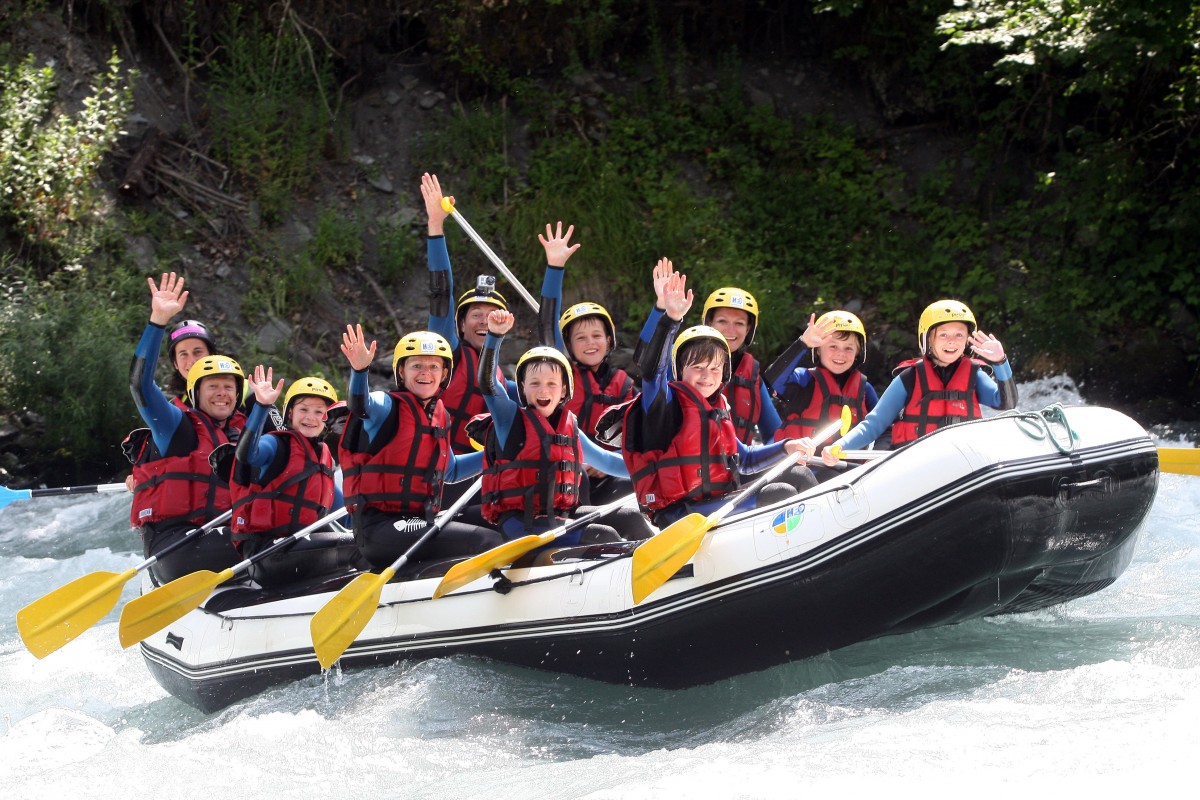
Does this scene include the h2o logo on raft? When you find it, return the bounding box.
[771,504,806,535]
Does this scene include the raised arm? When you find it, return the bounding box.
[537,221,580,350]
[423,173,458,345]
[131,273,188,449]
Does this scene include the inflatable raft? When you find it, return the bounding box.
[139,404,1159,712]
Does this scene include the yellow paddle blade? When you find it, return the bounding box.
[310,567,395,670]
[1159,447,1200,476]
[432,533,554,599]
[118,567,233,648]
[16,568,138,659]
[631,513,711,605]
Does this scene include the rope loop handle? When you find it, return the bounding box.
[998,403,1079,454]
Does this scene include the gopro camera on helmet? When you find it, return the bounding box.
[476,275,497,292]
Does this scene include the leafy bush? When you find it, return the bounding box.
[0,266,144,477]
[0,51,132,268]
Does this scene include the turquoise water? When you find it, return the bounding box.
[2,377,1198,796]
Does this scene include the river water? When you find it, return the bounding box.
[2,376,1197,796]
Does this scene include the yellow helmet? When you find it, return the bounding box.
[283,377,338,418]
[559,301,618,350]
[186,356,245,407]
[918,299,976,353]
[671,325,732,382]
[455,277,509,330]
[815,310,867,365]
[393,331,454,386]
[702,287,759,345]
[516,346,574,403]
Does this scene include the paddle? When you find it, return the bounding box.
[631,408,852,605]
[0,482,128,511]
[15,510,233,659]
[439,196,540,314]
[432,493,635,599]
[309,478,483,669]
[118,507,346,648]
[1158,447,1200,477]
[844,446,1198,474]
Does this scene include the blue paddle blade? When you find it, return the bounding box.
[0,486,33,510]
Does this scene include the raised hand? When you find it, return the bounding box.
[663,270,693,322]
[421,172,453,236]
[249,365,284,406]
[341,324,378,372]
[800,313,836,349]
[970,330,1006,363]
[652,258,674,309]
[487,308,515,336]
[148,272,188,326]
[538,221,580,267]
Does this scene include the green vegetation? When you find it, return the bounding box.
[205,4,338,223]
[0,50,132,267]
[2,0,1199,480]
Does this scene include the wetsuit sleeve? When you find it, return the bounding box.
[347,368,371,419]
[540,265,565,351]
[233,403,279,473]
[737,438,789,474]
[757,381,781,440]
[348,368,395,445]
[480,332,519,448]
[763,337,811,395]
[130,322,185,454]
[977,359,1018,410]
[445,450,484,483]
[632,306,666,377]
[581,434,628,477]
[637,310,676,394]
[834,373,909,451]
[427,235,459,348]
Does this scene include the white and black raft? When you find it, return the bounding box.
[137,404,1159,712]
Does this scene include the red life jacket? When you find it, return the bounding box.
[774,368,869,441]
[890,357,983,444]
[566,363,635,447]
[479,407,584,527]
[623,381,740,513]
[440,343,506,454]
[721,351,762,444]
[339,392,449,517]
[229,431,335,541]
[129,410,239,528]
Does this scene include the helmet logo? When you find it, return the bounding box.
[420,341,437,353]
[215,359,235,371]
[729,296,745,308]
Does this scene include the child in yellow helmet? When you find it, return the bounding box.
[765,310,880,441]
[227,370,355,588]
[534,220,638,505]
[338,325,505,570]
[471,309,652,543]
[619,261,813,527]
[701,286,781,444]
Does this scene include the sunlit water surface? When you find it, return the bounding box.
[2,377,1197,796]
